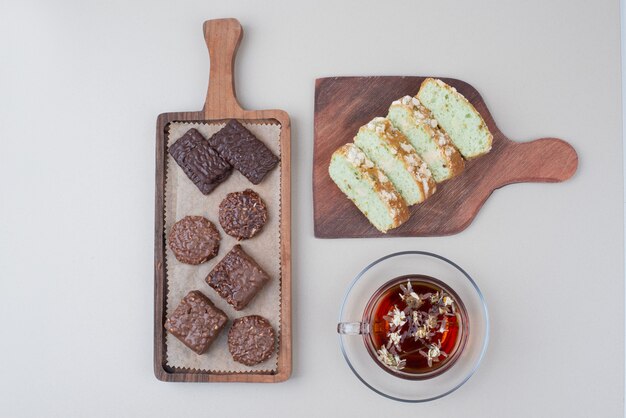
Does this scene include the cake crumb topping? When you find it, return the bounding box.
[399,142,414,153]
[395,95,442,130]
[346,144,374,168]
[345,145,363,165]
[404,154,418,167]
[366,117,390,134]
[380,189,397,202]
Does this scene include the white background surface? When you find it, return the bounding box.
[1,0,623,417]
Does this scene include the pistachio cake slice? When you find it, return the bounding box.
[417,78,493,159]
[329,143,409,233]
[354,117,436,205]
[388,95,464,183]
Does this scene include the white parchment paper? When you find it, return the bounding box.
[164,121,281,372]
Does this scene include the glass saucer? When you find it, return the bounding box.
[338,251,489,402]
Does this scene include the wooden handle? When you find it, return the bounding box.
[492,137,578,188]
[202,18,244,117]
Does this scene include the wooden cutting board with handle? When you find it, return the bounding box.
[313,76,578,238]
[154,18,291,382]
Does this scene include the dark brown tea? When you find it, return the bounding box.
[363,275,467,380]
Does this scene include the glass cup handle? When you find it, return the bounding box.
[337,322,370,335]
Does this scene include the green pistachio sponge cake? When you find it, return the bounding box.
[388,95,465,183]
[328,143,409,233]
[417,78,493,159]
[354,117,436,205]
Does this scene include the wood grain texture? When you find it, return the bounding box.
[154,18,291,382]
[313,76,578,238]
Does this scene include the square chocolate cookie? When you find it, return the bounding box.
[208,120,279,184]
[164,290,228,355]
[205,244,270,310]
[169,128,233,194]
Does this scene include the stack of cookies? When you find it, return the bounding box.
[164,120,280,367]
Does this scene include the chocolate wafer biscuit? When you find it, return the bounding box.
[208,120,279,184]
[169,128,232,194]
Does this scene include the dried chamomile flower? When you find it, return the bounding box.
[437,318,448,334]
[438,304,452,315]
[433,292,456,315]
[386,305,407,328]
[419,341,448,367]
[399,281,424,309]
[387,331,402,351]
[377,346,406,371]
[411,310,422,325]
[426,313,439,330]
[429,291,441,304]
[414,325,430,340]
[405,293,424,309]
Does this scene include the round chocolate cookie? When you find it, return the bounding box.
[219,189,268,240]
[228,315,276,366]
[168,216,220,265]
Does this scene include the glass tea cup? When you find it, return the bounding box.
[337,251,489,402]
[338,274,469,380]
